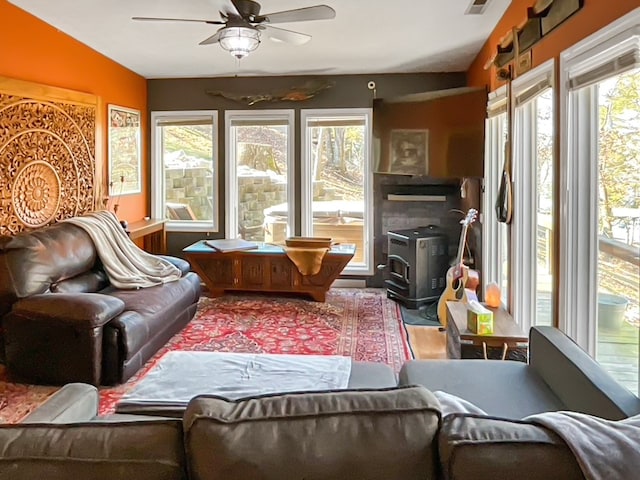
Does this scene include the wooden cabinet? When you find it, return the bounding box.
[183,241,355,302]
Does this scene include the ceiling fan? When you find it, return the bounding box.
[132,0,336,59]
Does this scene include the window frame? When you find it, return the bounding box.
[300,108,374,275]
[483,87,510,309]
[150,110,219,233]
[511,59,555,332]
[224,109,295,239]
[559,7,640,353]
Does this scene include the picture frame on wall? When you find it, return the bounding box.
[541,0,584,36]
[108,105,141,195]
[387,129,429,176]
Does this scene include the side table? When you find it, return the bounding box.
[126,218,166,254]
[446,301,528,362]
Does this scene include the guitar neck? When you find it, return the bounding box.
[454,224,469,269]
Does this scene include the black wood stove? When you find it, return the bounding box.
[383,226,449,309]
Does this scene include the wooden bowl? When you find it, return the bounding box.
[285,237,332,248]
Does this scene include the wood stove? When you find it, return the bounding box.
[383,226,449,309]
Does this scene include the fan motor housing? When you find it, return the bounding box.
[234,0,261,18]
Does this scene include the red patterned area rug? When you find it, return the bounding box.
[0,288,410,423]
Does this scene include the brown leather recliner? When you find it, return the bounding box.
[0,221,201,386]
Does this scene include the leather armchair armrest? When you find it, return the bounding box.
[11,293,125,328]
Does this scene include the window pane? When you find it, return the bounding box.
[233,122,289,241]
[307,118,366,265]
[160,118,215,222]
[535,89,554,326]
[595,68,640,395]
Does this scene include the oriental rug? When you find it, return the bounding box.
[0,288,411,423]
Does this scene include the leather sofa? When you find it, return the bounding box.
[0,220,201,386]
[1,327,639,479]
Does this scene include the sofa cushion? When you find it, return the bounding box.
[183,385,441,480]
[104,272,201,359]
[399,359,565,419]
[51,269,109,293]
[0,420,187,480]
[0,223,97,316]
[438,414,584,480]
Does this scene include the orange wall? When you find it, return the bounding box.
[468,0,639,90]
[0,0,147,222]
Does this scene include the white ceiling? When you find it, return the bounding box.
[9,0,510,79]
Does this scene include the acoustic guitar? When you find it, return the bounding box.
[437,209,478,326]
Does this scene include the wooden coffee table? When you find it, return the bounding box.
[445,301,528,362]
[183,241,355,302]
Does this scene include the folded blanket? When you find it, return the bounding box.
[64,211,181,289]
[284,246,329,275]
[117,352,352,410]
[525,411,640,480]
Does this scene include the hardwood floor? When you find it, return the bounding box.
[406,325,447,359]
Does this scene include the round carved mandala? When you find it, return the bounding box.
[12,161,62,228]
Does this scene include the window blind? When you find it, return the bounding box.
[487,94,507,117]
[515,72,553,106]
[306,118,365,128]
[230,118,290,127]
[156,118,213,127]
[569,49,639,90]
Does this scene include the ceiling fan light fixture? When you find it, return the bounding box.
[219,26,260,59]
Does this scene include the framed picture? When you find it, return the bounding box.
[388,129,429,175]
[108,105,141,195]
[541,0,584,36]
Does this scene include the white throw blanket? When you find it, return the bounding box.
[64,210,181,289]
[525,411,640,480]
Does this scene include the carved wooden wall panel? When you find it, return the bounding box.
[0,77,102,236]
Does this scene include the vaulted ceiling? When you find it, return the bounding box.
[9,0,510,78]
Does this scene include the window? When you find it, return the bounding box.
[151,111,218,232]
[560,8,639,394]
[225,110,294,241]
[512,60,555,331]
[301,109,373,273]
[483,88,510,308]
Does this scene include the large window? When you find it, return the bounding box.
[560,8,639,394]
[483,89,510,308]
[301,109,373,273]
[512,61,555,331]
[225,110,294,241]
[151,111,218,231]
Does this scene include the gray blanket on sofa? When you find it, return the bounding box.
[64,211,181,289]
[117,351,352,412]
[525,411,640,480]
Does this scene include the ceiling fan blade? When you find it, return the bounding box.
[261,25,311,46]
[257,5,336,24]
[219,0,241,18]
[199,31,223,45]
[132,16,224,25]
